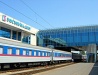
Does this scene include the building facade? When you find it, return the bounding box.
[37,25,98,47]
[0,12,39,45]
[1,12,98,48]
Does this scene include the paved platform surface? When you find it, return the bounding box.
[33,63,98,75]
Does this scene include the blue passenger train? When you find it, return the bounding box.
[0,38,72,69]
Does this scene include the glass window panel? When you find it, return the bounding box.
[16,49,19,55]
[82,36,88,42]
[22,36,30,44]
[46,52,48,56]
[34,51,36,56]
[12,31,17,40]
[29,50,32,56]
[8,48,12,54]
[23,50,26,55]
[0,47,3,54]
[48,52,50,56]
[18,32,21,41]
[1,27,11,38]
[42,52,44,56]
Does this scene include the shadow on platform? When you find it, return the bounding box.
[89,62,98,75]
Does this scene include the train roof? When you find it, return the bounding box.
[0,37,70,53]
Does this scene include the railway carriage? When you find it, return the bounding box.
[0,44,51,63]
[53,50,72,62]
[0,39,72,69]
[0,43,72,63]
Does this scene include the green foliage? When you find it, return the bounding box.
[80,51,85,55]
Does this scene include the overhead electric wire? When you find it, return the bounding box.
[0,1,47,29]
[20,0,54,28]
[0,1,65,47]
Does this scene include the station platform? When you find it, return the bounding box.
[33,63,98,75]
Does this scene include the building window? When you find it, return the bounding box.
[23,50,26,55]
[0,27,11,38]
[16,49,20,55]
[22,36,30,44]
[12,31,17,40]
[0,47,3,54]
[18,32,21,41]
[8,48,12,55]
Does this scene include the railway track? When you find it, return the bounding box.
[0,62,75,75]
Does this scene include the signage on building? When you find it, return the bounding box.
[2,15,31,30]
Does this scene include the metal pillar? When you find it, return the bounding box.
[10,30,12,39]
[86,44,97,63]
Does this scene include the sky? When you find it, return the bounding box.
[0,0,98,30]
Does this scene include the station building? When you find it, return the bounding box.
[37,26,98,47]
[37,25,98,62]
[0,12,38,45]
[0,12,97,62]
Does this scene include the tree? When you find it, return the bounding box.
[80,51,85,55]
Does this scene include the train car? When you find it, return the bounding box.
[0,43,52,69]
[53,49,72,63]
[72,53,82,62]
[82,55,87,62]
[0,37,72,69]
[0,44,51,63]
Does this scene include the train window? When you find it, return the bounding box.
[46,52,48,56]
[42,52,44,56]
[57,53,59,57]
[8,48,12,55]
[38,52,40,56]
[46,52,47,56]
[61,54,63,57]
[26,50,28,55]
[56,53,57,57]
[55,53,57,57]
[0,47,3,54]
[34,51,36,56]
[58,54,60,57]
[60,54,62,57]
[16,49,20,55]
[23,50,26,55]
[48,52,50,56]
[50,52,52,56]
[29,50,32,56]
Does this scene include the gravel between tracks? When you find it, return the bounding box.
[0,62,74,75]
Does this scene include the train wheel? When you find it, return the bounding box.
[15,63,20,68]
[1,64,4,70]
[10,63,15,69]
[25,63,29,68]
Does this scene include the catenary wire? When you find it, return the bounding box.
[0,0,65,46]
[20,0,54,28]
[0,0,47,29]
